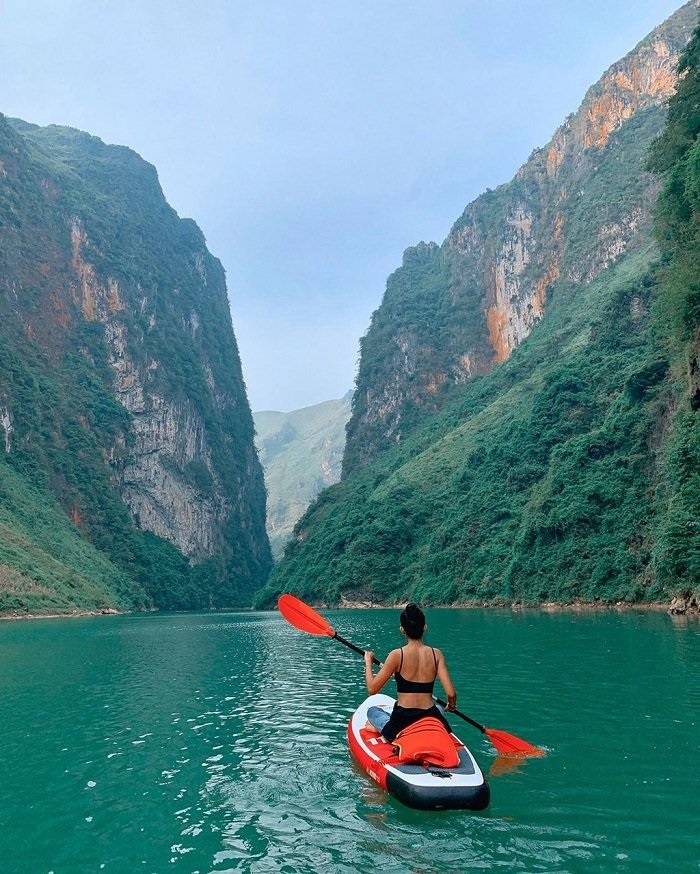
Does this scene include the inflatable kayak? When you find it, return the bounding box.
[347,693,490,811]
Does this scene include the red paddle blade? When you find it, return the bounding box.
[278,594,335,637]
[485,728,544,757]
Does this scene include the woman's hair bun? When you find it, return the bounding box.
[400,603,426,639]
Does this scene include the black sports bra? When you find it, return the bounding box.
[394,646,438,694]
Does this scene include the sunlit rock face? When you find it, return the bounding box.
[344,2,698,474]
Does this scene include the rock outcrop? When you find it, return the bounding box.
[669,592,699,614]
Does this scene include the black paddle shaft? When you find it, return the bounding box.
[334,632,380,663]
[332,632,487,734]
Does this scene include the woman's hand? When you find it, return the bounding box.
[364,650,375,693]
[446,693,457,711]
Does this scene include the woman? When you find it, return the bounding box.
[364,603,457,741]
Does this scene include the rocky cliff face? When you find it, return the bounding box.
[0,117,271,609]
[264,4,700,611]
[344,1,699,475]
[69,215,226,561]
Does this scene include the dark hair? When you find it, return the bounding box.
[400,603,426,639]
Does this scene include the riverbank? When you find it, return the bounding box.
[3,595,698,621]
[0,607,123,622]
[339,594,699,615]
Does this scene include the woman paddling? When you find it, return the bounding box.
[364,603,457,740]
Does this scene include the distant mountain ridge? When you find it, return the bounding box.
[254,393,351,558]
[0,116,271,613]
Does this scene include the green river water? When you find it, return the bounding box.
[0,608,697,873]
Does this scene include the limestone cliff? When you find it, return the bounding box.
[344,1,699,474]
[0,117,271,610]
[263,4,700,610]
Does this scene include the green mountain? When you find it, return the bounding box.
[260,3,700,609]
[345,3,698,475]
[0,117,271,614]
[254,393,351,559]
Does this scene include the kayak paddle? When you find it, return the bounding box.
[277,593,543,757]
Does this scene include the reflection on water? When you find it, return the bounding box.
[0,609,697,872]
[488,755,529,778]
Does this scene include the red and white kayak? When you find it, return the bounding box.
[347,693,490,811]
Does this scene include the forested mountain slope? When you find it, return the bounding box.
[254,393,351,559]
[0,117,271,613]
[261,4,700,609]
[344,2,698,475]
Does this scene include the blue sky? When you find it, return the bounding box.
[0,1,687,410]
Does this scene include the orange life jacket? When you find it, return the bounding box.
[393,717,461,768]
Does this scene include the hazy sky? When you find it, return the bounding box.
[0,1,687,411]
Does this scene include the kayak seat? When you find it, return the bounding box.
[391,748,477,776]
[392,717,461,769]
[356,725,477,775]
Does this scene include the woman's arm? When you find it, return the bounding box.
[364,648,399,695]
[435,649,457,710]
